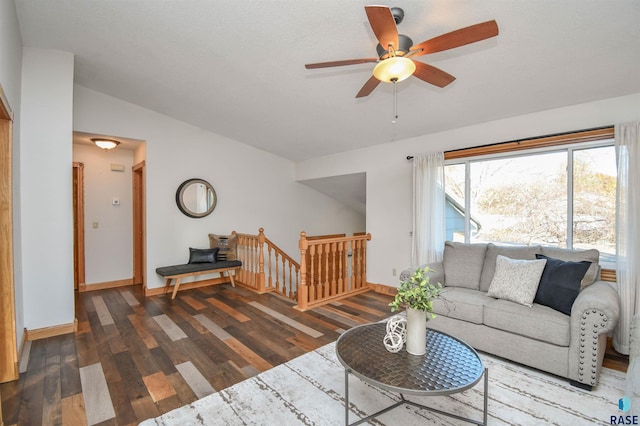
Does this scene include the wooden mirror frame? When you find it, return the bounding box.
[175,178,217,218]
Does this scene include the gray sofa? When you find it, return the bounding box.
[400,241,620,389]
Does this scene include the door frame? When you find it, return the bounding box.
[132,161,146,287]
[72,162,85,291]
[0,83,18,383]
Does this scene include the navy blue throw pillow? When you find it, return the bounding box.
[534,254,591,315]
[188,247,218,264]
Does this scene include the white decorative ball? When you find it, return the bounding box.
[384,331,405,353]
[383,315,407,352]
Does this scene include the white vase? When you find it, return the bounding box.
[406,307,428,355]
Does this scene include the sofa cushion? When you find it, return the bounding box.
[442,241,487,290]
[432,287,494,324]
[534,254,591,315]
[486,255,547,306]
[484,299,571,346]
[479,243,542,291]
[539,246,600,288]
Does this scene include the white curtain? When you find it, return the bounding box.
[614,121,640,355]
[412,152,446,266]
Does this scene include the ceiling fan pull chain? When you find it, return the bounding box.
[392,79,398,124]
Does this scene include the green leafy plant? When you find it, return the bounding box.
[389,267,443,318]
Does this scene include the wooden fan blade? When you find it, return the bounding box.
[413,61,456,88]
[412,20,499,57]
[365,5,399,51]
[356,75,381,98]
[305,58,378,69]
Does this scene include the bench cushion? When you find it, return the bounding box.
[156,260,242,277]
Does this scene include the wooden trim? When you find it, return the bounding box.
[26,321,76,341]
[132,160,146,171]
[144,276,231,297]
[80,278,134,292]
[601,268,616,283]
[132,161,146,286]
[0,83,17,383]
[293,287,371,311]
[16,328,27,368]
[367,282,398,296]
[0,84,13,121]
[72,162,85,290]
[445,127,614,160]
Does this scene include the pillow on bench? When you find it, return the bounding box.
[188,247,219,264]
[209,234,238,261]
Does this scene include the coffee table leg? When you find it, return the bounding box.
[344,370,349,426]
[483,367,488,426]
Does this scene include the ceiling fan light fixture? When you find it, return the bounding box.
[91,138,120,150]
[373,56,416,83]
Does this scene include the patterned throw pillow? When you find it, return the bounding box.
[208,233,238,261]
[487,255,547,307]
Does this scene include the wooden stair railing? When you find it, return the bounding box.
[233,229,299,301]
[295,231,372,311]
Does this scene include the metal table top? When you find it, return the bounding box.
[336,322,484,396]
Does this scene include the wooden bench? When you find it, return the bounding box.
[156,260,242,299]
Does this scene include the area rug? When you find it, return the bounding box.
[140,342,626,425]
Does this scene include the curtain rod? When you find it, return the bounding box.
[404,125,613,161]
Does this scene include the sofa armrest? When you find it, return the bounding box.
[571,281,620,331]
[568,280,620,387]
[399,262,444,285]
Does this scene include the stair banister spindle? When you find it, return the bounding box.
[297,231,309,310]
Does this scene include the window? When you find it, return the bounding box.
[444,128,616,265]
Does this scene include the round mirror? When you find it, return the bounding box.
[176,178,217,218]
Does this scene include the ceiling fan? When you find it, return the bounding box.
[305,5,499,98]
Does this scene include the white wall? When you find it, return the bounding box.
[73,143,134,284]
[0,0,25,350]
[296,92,640,288]
[73,85,365,290]
[20,48,75,329]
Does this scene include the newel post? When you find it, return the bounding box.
[257,228,266,292]
[296,231,309,310]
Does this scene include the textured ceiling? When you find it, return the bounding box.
[14,0,640,161]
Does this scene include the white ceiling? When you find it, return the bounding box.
[14,0,640,163]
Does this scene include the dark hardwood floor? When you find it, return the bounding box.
[1,284,628,425]
[1,284,394,425]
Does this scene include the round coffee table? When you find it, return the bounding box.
[336,322,488,425]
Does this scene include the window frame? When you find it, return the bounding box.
[443,127,616,276]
